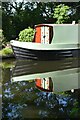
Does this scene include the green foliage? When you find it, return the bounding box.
[2,2,80,41]
[0,29,3,45]
[19,27,35,42]
[2,2,55,41]
[0,47,13,56]
[0,29,7,46]
[53,4,70,24]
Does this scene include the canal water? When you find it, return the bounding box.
[0,58,80,119]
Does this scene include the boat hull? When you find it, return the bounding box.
[11,45,80,60]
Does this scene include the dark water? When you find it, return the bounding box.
[1,58,80,119]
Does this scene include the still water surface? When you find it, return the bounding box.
[1,58,80,119]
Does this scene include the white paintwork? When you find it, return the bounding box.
[45,26,49,44]
[72,21,75,24]
[10,40,80,50]
[41,78,49,90]
[41,79,44,88]
[41,26,49,44]
[44,78,49,89]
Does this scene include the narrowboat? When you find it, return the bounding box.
[10,24,80,60]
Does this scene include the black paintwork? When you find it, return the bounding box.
[11,46,80,60]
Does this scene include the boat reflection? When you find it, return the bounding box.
[35,67,79,92]
[11,58,80,93]
[12,58,79,77]
[35,77,53,92]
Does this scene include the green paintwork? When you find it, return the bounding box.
[52,24,78,44]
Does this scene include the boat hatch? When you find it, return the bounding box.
[34,24,53,44]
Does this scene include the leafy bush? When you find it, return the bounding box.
[19,27,35,42]
[0,47,13,56]
[52,4,70,24]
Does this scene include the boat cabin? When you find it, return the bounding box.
[33,23,78,45]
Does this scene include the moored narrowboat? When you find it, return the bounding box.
[10,24,80,60]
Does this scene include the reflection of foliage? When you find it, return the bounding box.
[3,80,38,119]
[2,66,80,119]
[70,101,80,118]
[3,79,80,119]
[0,59,15,68]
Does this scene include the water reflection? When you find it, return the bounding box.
[1,58,80,119]
[12,58,79,77]
[12,58,80,93]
